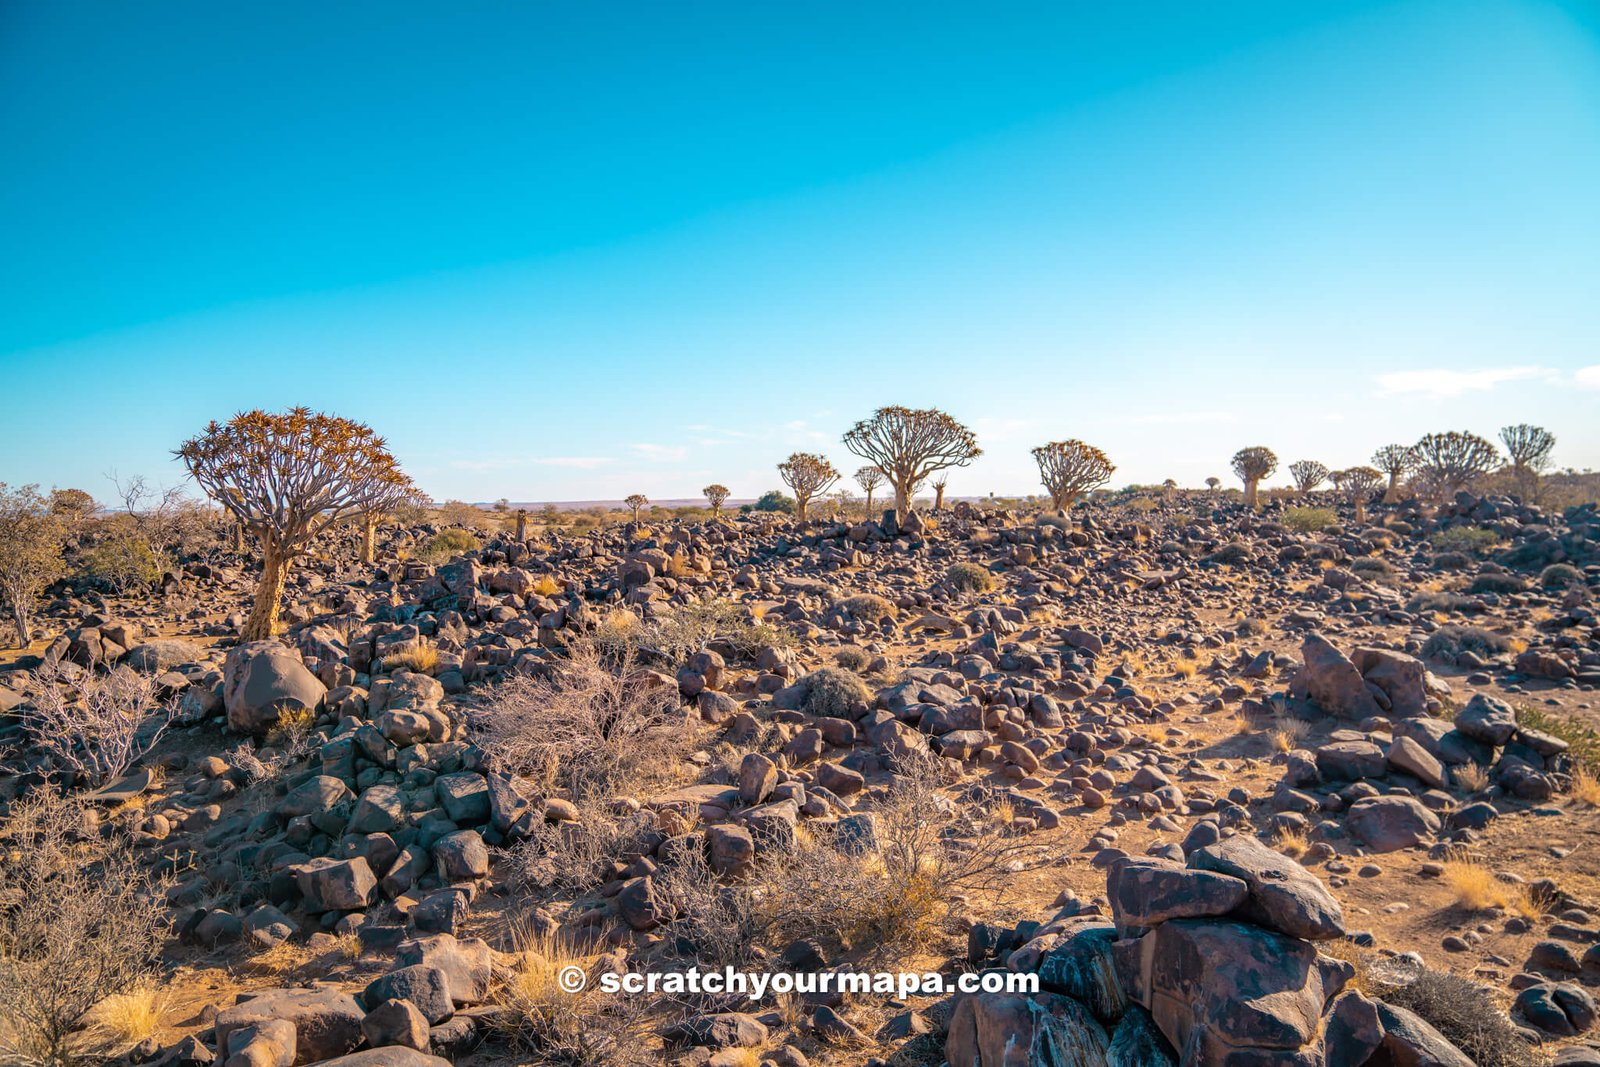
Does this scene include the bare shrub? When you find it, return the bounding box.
[1374,964,1541,1067]
[0,483,66,646]
[478,640,687,801]
[945,562,994,594]
[22,665,169,786]
[0,796,169,1066]
[661,752,1044,969]
[510,805,656,895]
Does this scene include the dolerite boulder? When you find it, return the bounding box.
[1454,693,1518,746]
[1107,860,1248,929]
[1349,647,1435,718]
[1188,835,1344,940]
[1115,917,1344,1062]
[1346,796,1441,853]
[213,988,365,1066]
[302,1051,452,1067]
[945,990,1109,1067]
[223,641,327,735]
[123,638,206,672]
[1293,633,1382,720]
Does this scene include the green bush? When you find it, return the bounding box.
[1430,526,1499,558]
[421,528,479,563]
[78,525,164,593]
[1518,706,1600,770]
[1538,563,1584,589]
[742,490,796,515]
[945,562,994,594]
[1283,507,1336,534]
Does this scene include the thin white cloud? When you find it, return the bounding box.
[1376,366,1557,397]
[532,456,613,469]
[631,443,689,463]
[1575,365,1600,390]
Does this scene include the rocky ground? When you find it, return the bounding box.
[2,489,1600,1067]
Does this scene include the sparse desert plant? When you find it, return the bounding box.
[776,452,840,522]
[86,986,170,1052]
[1420,625,1512,662]
[1202,543,1252,567]
[1453,762,1490,792]
[793,667,873,717]
[1430,525,1500,558]
[701,483,730,518]
[1273,827,1309,857]
[532,574,563,597]
[945,561,994,594]
[1288,460,1329,493]
[21,665,169,786]
[1283,507,1336,534]
[387,641,440,673]
[826,592,898,627]
[1271,717,1310,753]
[1538,563,1583,589]
[834,646,870,671]
[1412,431,1500,498]
[178,409,416,640]
[0,796,169,1067]
[1372,444,1418,501]
[1231,446,1278,508]
[1500,424,1556,501]
[511,804,657,894]
[77,517,165,593]
[1349,558,1396,582]
[0,483,66,646]
[1406,591,1477,615]
[843,406,981,513]
[1572,766,1600,807]
[1031,440,1115,511]
[854,466,885,515]
[1517,706,1600,771]
[623,494,648,522]
[1375,965,1544,1067]
[490,924,654,1066]
[420,528,479,563]
[1467,572,1525,595]
[478,639,686,800]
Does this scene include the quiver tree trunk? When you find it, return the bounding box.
[361,514,376,564]
[242,546,290,641]
[893,483,911,513]
[1244,480,1260,508]
[515,510,527,540]
[10,603,29,647]
[230,521,244,552]
[934,485,946,509]
[1384,471,1402,503]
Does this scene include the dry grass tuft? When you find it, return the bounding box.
[1440,853,1545,918]
[1572,766,1600,807]
[532,574,564,597]
[87,986,170,1050]
[1274,827,1309,858]
[1453,763,1490,793]
[388,641,440,673]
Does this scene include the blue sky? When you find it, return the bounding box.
[2,1,1598,503]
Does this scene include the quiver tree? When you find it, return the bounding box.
[1329,470,1347,491]
[702,484,730,518]
[1205,477,1220,492]
[1031,440,1115,511]
[1499,424,1555,501]
[1342,466,1382,523]
[1371,445,1417,502]
[623,494,648,522]
[777,453,839,522]
[1288,460,1329,494]
[931,477,949,510]
[177,408,414,641]
[359,484,428,565]
[1230,446,1278,508]
[0,484,65,646]
[842,406,981,513]
[854,467,885,514]
[1412,431,1499,498]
